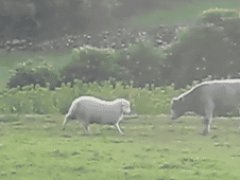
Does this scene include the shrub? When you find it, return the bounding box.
[163,8,240,88]
[7,60,60,90]
[199,9,240,71]
[117,41,166,87]
[0,81,179,115]
[199,8,239,26]
[61,43,167,88]
[198,8,240,48]
[61,46,121,84]
[165,24,234,88]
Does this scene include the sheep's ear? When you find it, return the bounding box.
[121,100,127,108]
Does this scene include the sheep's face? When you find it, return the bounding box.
[120,99,131,114]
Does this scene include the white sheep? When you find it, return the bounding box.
[62,96,131,134]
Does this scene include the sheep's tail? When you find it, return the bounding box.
[62,100,79,130]
[62,102,76,130]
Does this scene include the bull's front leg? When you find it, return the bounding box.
[202,116,212,135]
[202,103,214,135]
[238,108,240,130]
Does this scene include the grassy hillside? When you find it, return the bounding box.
[127,0,240,29]
[0,114,240,179]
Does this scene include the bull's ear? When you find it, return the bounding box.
[171,98,176,104]
[179,97,185,102]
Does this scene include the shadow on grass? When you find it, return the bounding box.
[0,114,20,123]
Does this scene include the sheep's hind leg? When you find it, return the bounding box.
[81,121,92,135]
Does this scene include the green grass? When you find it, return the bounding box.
[0,114,240,179]
[127,0,240,29]
[0,50,72,88]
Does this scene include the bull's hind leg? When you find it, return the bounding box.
[238,109,240,130]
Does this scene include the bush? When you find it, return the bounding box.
[199,8,239,26]
[61,46,121,85]
[7,60,60,90]
[61,42,167,88]
[163,8,240,88]
[0,80,179,115]
[117,41,166,87]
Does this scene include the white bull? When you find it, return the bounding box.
[170,79,240,135]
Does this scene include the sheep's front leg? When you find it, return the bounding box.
[115,122,123,134]
[115,116,124,134]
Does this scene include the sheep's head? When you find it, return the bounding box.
[119,99,131,114]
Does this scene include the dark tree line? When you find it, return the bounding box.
[0,0,161,39]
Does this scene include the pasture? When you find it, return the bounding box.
[0,114,240,180]
[1,2,240,179]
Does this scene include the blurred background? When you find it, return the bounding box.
[0,0,240,113]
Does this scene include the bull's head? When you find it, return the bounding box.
[170,97,186,120]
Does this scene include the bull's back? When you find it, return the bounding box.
[201,81,240,112]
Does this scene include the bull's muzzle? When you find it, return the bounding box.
[170,110,177,120]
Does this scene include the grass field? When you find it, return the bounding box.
[0,114,240,180]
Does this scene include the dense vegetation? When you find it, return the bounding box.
[0,80,178,114]
[7,60,60,89]
[6,8,240,89]
[164,8,240,88]
[0,0,169,38]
